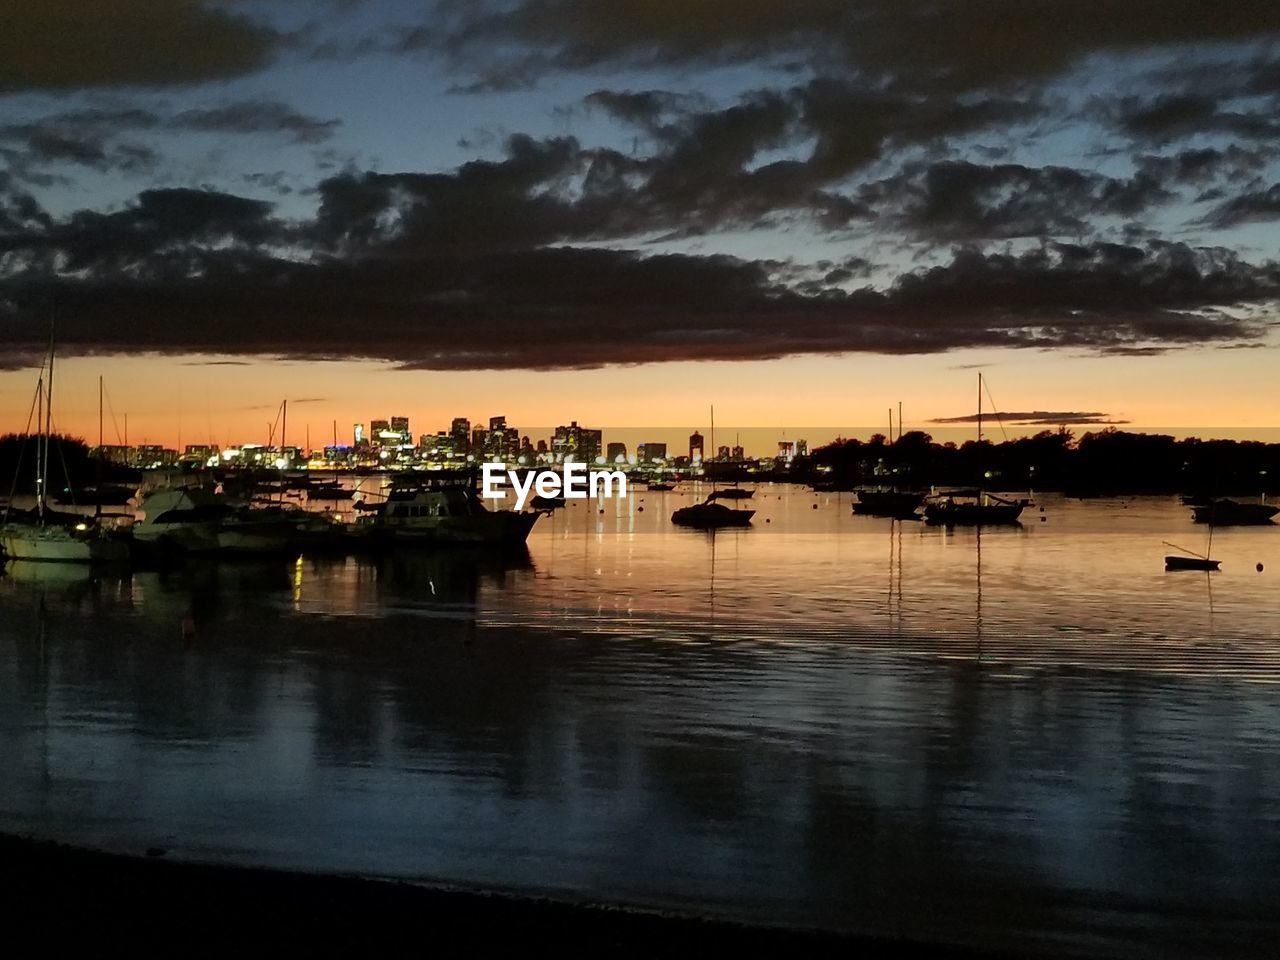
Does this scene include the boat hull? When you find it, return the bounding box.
[853,490,925,519]
[923,502,1024,526]
[1165,556,1220,571]
[1191,501,1278,525]
[371,511,540,546]
[1,526,129,563]
[671,504,755,528]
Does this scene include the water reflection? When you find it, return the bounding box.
[2,494,1280,957]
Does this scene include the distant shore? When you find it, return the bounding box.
[1,832,1007,956]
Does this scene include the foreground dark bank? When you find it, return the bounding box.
[1,834,1006,958]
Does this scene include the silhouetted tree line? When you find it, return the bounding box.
[808,428,1280,496]
[0,433,139,499]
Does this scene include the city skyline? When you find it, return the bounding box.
[2,3,1279,440]
[3,348,1278,453]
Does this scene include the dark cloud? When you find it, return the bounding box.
[309,134,599,253]
[1136,146,1274,187]
[406,1,1280,93]
[860,161,1173,241]
[0,126,161,182]
[0,173,51,233]
[0,188,282,274]
[309,85,1035,250]
[1200,183,1280,228]
[0,1,278,92]
[1,180,1275,370]
[0,100,337,187]
[932,411,1128,426]
[172,101,341,143]
[1112,94,1280,143]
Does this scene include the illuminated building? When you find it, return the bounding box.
[637,442,667,463]
[689,431,704,462]
[450,418,471,453]
[553,421,602,463]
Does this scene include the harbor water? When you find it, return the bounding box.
[2,489,1279,957]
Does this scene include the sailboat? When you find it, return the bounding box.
[923,373,1027,526]
[855,403,925,519]
[1,342,129,563]
[1165,514,1220,571]
[672,406,755,528]
[1190,499,1278,526]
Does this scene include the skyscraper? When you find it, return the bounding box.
[638,442,667,463]
[553,421,603,462]
[450,417,471,453]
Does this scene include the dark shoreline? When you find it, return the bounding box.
[1,832,1013,956]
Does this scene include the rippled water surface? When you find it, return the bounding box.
[2,490,1280,957]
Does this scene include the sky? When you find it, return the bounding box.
[2,1,1279,450]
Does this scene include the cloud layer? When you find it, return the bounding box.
[0,1,1278,371]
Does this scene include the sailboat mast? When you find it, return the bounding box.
[96,375,104,517]
[281,399,288,467]
[42,339,55,519]
[898,401,903,443]
[710,405,716,492]
[35,374,45,520]
[977,372,983,444]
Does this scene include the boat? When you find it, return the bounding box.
[673,407,754,528]
[132,485,343,557]
[646,480,676,492]
[1,342,129,564]
[707,487,752,501]
[671,500,756,528]
[360,471,541,546]
[1164,505,1223,572]
[1191,499,1278,526]
[307,483,354,501]
[1164,555,1220,571]
[1,522,128,563]
[923,491,1026,526]
[923,374,1028,526]
[853,489,925,519]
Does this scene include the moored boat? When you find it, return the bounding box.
[707,487,752,501]
[853,489,925,519]
[307,483,354,501]
[1191,499,1278,526]
[1,341,130,564]
[1165,555,1220,571]
[923,491,1026,526]
[1,522,128,563]
[671,499,755,528]
[132,486,345,557]
[360,472,540,546]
